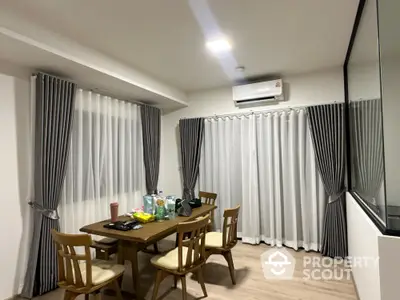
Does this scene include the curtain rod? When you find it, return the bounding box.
[180,101,342,120]
[32,72,153,108]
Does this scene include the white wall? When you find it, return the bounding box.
[378,235,400,300]
[0,72,30,299]
[347,191,400,300]
[347,192,382,300]
[160,67,344,195]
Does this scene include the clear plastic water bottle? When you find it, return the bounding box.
[143,195,154,214]
[166,195,176,220]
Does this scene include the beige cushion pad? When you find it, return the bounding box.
[205,232,223,248]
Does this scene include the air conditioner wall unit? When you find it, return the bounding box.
[233,79,284,106]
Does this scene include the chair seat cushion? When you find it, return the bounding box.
[205,232,223,248]
[151,247,193,270]
[77,259,125,285]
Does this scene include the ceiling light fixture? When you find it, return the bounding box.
[206,38,232,54]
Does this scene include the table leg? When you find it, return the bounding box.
[117,241,125,265]
[117,241,125,290]
[117,241,143,299]
[122,241,143,299]
[125,242,142,300]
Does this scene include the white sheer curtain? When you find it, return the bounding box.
[59,89,146,235]
[199,109,327,251]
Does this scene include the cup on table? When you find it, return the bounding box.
[110,202,119,222]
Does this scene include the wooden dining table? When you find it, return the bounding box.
[80,204,216,299]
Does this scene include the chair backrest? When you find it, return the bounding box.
[222,205,241,249]
[176,215,209,272]
[51,229,93,288]
[199,191,217,205]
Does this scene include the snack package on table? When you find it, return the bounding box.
[133,212,155,223]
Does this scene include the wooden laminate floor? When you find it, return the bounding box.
[24,239,357,300]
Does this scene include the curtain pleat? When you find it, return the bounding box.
[180,118,205,200]
[58,90,146,235]
[141,105,161,194]
[350,99,384,206]
[307,103,347,258]
[22,73,76,298]
[199,110,326,251]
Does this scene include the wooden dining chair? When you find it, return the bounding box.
[204,205,240,285]
[51,229,125,300]
[199,191,217,231]
[175,192,217,246]
[150,215,210,300]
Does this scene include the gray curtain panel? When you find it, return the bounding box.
[21,73,76,298]
[307,103,347,258]
[179,118,205,200]
[141,105,161,194]
[350,99,384,205]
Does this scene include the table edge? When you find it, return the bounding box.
[79,205,217,243]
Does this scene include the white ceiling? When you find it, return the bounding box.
[0,33,186,111]
[1,0,358,92]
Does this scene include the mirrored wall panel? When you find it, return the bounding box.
[348,0,386,225]
[377,0,400,230]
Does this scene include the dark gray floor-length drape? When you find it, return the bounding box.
[141,105,161,194]
[21,73,76,298]
[307,103,347,258]
[179,118,205,200]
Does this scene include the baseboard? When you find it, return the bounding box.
[350,271,361,300]
[4,295,20,300]
[3,284,24,300]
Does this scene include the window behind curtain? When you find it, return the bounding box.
[59,89,146,234]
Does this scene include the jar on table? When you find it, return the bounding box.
[155,198,166,221]
[166,196,177,220]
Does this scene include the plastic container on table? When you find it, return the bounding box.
[143,195,155,215]
[166,196,177,219]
